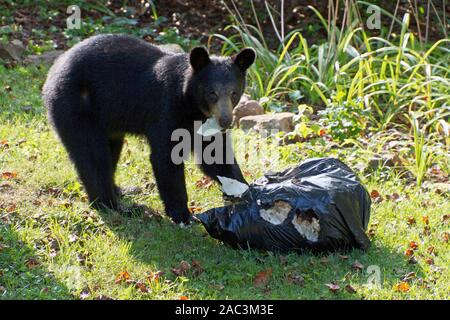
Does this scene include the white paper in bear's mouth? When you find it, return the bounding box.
[197,117,223,136]
[217,176,249,198]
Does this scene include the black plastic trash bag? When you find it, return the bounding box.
[198,157,371,253]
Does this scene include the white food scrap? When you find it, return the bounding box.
[197,117,223,136]
[292,210,320,242]
[217,176,249,198]
[260,201,292,225]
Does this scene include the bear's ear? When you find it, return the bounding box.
[233,48,256,72]
[190,47,211,72]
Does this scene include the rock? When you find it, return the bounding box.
[233,99,264,127]
[0,40,25,62]
[239,112,295,133]
[158,43,184,54]
[368,153,402,169]
[25,50,64,66]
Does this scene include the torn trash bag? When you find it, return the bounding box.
[198,157,371,253]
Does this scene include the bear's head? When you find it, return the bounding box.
[185,46,256,128]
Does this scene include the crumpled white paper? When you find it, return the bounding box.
[197,117,223,136]
[217,176,249,198]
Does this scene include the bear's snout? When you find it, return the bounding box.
[218,115,233,129]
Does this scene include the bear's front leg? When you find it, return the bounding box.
[196,132,247,185]
[149,144,191,224]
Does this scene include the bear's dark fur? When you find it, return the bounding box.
[43,34,256,223]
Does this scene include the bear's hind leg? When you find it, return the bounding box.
[108,134,125,196]
[56,115,118,210]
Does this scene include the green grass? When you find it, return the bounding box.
[1,65,449,300]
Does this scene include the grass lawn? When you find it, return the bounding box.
[0,65,449,300]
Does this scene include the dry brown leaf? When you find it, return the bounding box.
[135,281,149,293]
[352,260,364,271]
[345,284,357,294]
[115,270,131,284]
[443,232,450,243]
[192,259,204,276]
[409,241,419,250]
[394,281,410,292]
[325,283,340,293]
[404,248,414,257]
[195,176,214,189]
[287,273,305,286]
[148,270,165,283]
[406,216,416,225]
[25,257,40,269]
[171,260,191,276]
[253,268,272,288]
[2,171,17,180]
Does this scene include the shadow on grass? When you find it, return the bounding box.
[0,224,72,300]
[98,205,425,299]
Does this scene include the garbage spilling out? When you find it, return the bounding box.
[198,157,371,253]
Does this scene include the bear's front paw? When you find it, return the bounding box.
[167,208,191,225]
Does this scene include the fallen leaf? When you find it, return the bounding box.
[171,260,191,276]
[400,272,416,282]
[406,216,416,225]
[287,274,305,286]
[188,206,203,213]
[408,256,418,264]
[426,246,436,255]
[442,232,449,242]
[338,255,349,260]
[0,140,9,149]
[25,257,40,269]
[441,214,449,223]
[2,171,17,180]
[179,296,189,300]
[135,282,149,293]
[253,268,272,288]
[95,295,114,300]
[195,176,214,189]
[148,270,165,283]
[386,193,401,201]
[394,281,410,292]
[422,216,429,225]
[325,283,340,293]
[352,260,364,271]
[208,284,225,291]
[115,270,131,284]
[370,190,383,202]
[192,259,204,276]
[319,128,327,137]
[320,257,329,264]
[409,241,419,250]
[345,284,357,294]
[425,258,434,265]
[79,287,90,300]
[404,248,414,257]
[422,225,431,236]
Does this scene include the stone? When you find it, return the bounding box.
[0,40,25,62]
[25,50,64,66]
[233,99,264,127]
[157,43,184,54]
[239,112,295,133]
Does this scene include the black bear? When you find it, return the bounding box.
[43,34,256,224]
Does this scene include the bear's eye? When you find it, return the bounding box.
[208,92,218,102]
